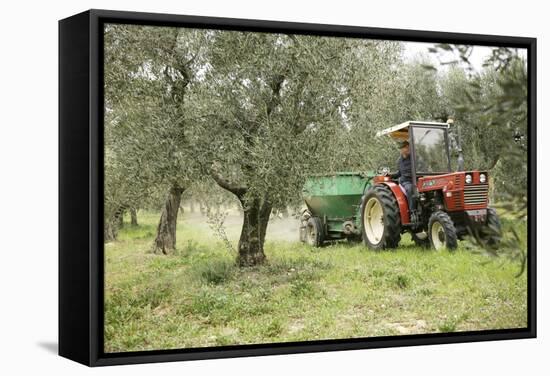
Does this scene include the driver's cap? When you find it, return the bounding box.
[397,140,409,149]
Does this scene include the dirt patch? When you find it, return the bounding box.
[385,320,429,334]
[181,211,301,243]
[288,319,306,334]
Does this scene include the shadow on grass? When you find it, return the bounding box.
[318,238,430,252]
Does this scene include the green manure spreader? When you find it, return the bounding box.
[299,172,376,247]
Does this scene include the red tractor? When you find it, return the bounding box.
[361,120,501,251]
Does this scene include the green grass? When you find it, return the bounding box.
[104,211,528,353]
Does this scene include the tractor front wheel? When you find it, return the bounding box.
[428,211,458,251]
[361,185,401,250]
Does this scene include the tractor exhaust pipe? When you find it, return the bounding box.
[447,118,464,171]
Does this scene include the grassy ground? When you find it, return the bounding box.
[104,210,527,353]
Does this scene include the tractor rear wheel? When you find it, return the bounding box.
[305,216,324,247]
[360,185,401,250]
[428,211,458,251]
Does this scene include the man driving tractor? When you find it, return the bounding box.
[390,140,417,223]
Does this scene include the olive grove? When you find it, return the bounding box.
[104,25,528,266]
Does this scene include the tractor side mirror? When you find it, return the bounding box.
[447,119,464,172]
[378,166,390,176]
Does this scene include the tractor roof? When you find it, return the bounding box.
[376,121,450,141]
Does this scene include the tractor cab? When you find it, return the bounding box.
[376,120,452,180]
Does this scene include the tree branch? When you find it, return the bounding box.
[210,170,247,197]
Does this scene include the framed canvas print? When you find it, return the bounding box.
[59,9,536,366]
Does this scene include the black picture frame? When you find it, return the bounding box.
[59,8,537,367]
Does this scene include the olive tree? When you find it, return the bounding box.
[184,32,350,266]
[104,24,208,251]
[186,32,376,266]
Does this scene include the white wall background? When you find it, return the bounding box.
[0,0,546,374]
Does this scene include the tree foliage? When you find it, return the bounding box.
[428,44,528,272]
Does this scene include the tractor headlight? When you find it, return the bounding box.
[479,173,487,183]
[465,174,473,184]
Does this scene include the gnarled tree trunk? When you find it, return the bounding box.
[130,207,138,226]
[118,209,124,228]
[237,197,272,266]
[104,221,118,242]
[153,186,185,254]
[104,205,125,242]
[210,171,272,266]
